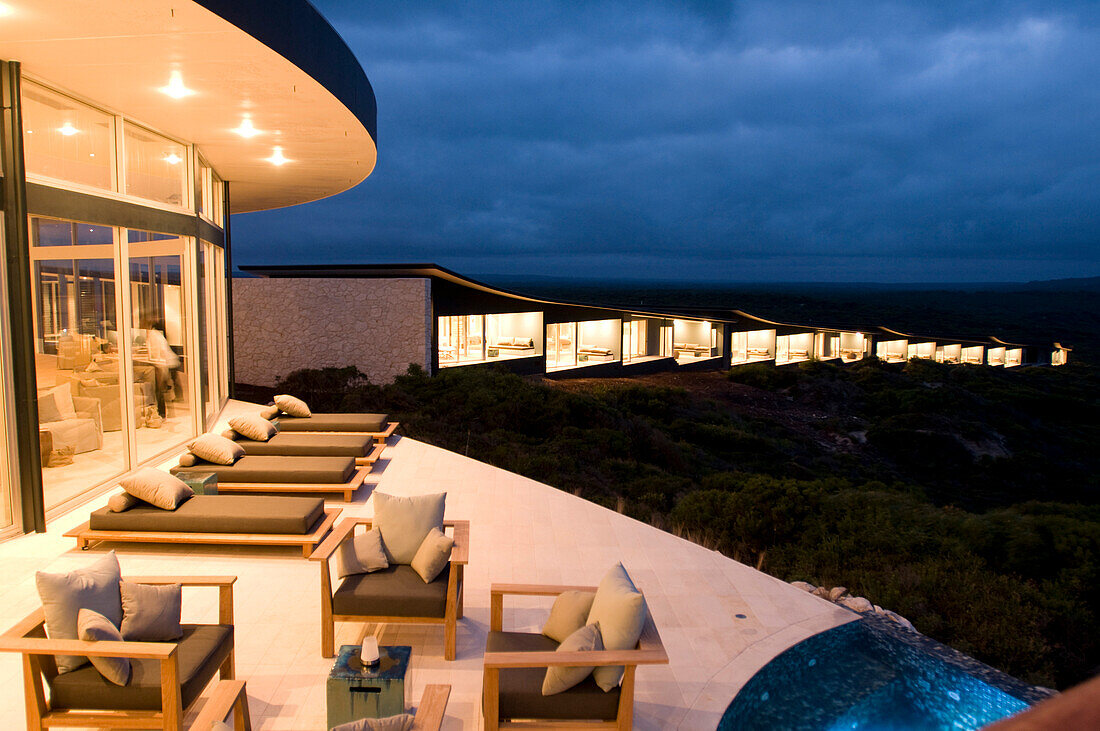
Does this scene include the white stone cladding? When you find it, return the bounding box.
[232,277,431,386]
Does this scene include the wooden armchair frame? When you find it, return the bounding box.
[311,518,469,660]
[483,583,668,731]
[189,679,250,731]
[0,576,236,731]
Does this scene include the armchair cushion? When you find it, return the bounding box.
[333,565,450,618]
[335,527,389,578]
[486,631,620,721]
[331,715,414,731]
[120,581,182,641]
[35,550,123,674]
[48,623,233,711]
[77,608,131,686]
[372,492,446,564]
[542,622,603,696]
[38,390,64,423]
[48,384,78,420]
[588,563,646,691]
[541,590,596,643]
[410,527,454,583]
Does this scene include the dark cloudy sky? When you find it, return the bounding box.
[232,1,1100,283]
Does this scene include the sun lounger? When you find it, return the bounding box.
[233,432,385,466]
[171,455,370,502]
[273,412,398,445]
[65,495,339,557]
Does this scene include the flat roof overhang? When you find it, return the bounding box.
[0,0,376,213]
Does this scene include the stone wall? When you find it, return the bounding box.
[232,277,431,386]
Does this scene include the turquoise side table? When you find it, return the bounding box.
[179,471,218,495]
[327,644,411,728]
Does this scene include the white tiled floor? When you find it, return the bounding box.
[0,400,855,730]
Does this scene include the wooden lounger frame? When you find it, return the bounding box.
[357,442,386,466]
[284,421,399,446]
[215,465,371,502]
[64,508,341,558]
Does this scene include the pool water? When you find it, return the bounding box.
[718,617,1043,731]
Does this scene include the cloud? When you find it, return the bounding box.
[232,0,1100,282]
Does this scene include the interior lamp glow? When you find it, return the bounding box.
[0,4,13,18]
[164,153,182,165]
[265,146,290,166]
[57,122,78,136]
[233,117,260,138]
[159,71,194,99]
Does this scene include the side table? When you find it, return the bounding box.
[327,644,411,728]
[179,471,218,495]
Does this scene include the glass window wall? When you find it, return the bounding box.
[123,122,188,207]
[22,82,115,191]
[438,312,542,367]
[776,332,814,365]
[731,329,776,364]
[622,317,673,363]
[838,332,866,362]
[673,320,721,363]
[547,319,620,370]
[961,345,985,365]
[876,339,908,363]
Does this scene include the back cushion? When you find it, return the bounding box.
[372,492,446,564]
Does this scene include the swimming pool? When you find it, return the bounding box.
[718,615,1051,730]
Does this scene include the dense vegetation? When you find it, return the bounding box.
[243,357,1098,689]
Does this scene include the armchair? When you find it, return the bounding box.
[0,575,236,731]
[189,679,251,731]
[483,583,668,731]
[40,395,103,455]
[311,517,469,660]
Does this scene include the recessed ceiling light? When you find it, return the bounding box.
[58,122,78,136]
[265,146,290,166]
[233,117,261,138]
[164,153,182,165]
[159,71,194,99]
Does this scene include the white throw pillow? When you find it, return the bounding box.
[187,433,245,465]
[274,394,311,417]
[543,623,603,695]
[47,384,77,420]
[228,413,278,441]
[410,527,454,583]
[371,492,446,564]
[335,528,390,578]
[587,563,647,691]
[120,468,193,510]
[35,551,123,673]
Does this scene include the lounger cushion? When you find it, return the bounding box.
[177,453,198,467]
[275,413,389,433]
[333,564,450,618]
[542,590,596,643]
[487,631,620,721]
[120,581,182,641]
[260,405,279,419]
[588,563,647,691]
[274,394,311,417]
[120,468,193,510]
[77,608,131,686]
[372,492,446,564]
[236,433,373,458]
[48,623,233,711]
[107,492,141,513]
[187,434,244,465]
[88,495,325,534]
[171,455,355,484]
[229,413,278,442]
[36,551,123,674]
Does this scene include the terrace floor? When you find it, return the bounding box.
[0,400,854,730]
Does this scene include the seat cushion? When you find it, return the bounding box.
[170,455,354,484]
[88,495,325,534]
[237,433,373,458]
[275,413,389,433]
[333,564,449,618]
[486,631,620,721]
[49,624,233,711]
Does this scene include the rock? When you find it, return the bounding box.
[873,605,884,614]
[812,587,830,598]
[828,586,849,601]
[840,596,873,613]
[790,581,816,593]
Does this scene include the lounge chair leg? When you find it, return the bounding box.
[616,666,636,731]
[322,620,335,658]
[220,651,235,680]
[303,543,313,558]
[444,618,456,661]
